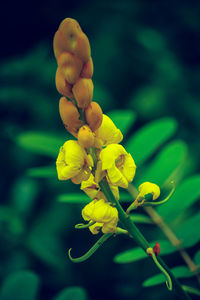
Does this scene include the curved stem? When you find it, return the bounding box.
[68,233,113,263]
[99,178,191,300]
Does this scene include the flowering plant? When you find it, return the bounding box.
[51,18,197,299]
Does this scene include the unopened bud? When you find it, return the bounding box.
[59,97,83,135]
[153,242,161,256]
[55,68,73,99]
[73,31,91,63]
[58,52,83,84]
[78,125,95,148]
[72,78,93,108]
[53,18,81,60]
[81,57,93,78]
[84,102,103,131]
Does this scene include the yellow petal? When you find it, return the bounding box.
[63,140,86,166]
[138,182,160,200]
[102,220,118,234]
[82,199,97,221]
[89,222,103,234]
[107,166,128,188]
[95,114,123,146]
[81,174,99,199]
[100,144,127,170]
[121,153,136,183]
[72,167,91,184]
[95,161,106,183]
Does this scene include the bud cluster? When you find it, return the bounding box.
[54,18,103,142]
[53,18,160,235]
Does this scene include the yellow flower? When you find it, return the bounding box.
[81,174,119,200]
[95,114,123,147]
[99,144,136,188]
[82,199,118,234]
[137,182,160,201]
[56,140,93,183]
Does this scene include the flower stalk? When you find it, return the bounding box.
[53,17,191,300]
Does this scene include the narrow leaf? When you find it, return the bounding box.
[136,141,187,186]
[27,166,57,178]
[57,192,132,204]
[130,214,153,224]
[57,193,90,204]
[16,131,67,157]
[143,266,193,287]
[194,250,200,266]
[108,110,136,136]
[176,213,200,248]
[114,240,176,264]
[54,287,88,300]
[125,118,177,165]
[0,271,40,300]
[182,285,200,296]
[157,175,200,222]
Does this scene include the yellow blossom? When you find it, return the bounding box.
[56,140,93,183]
[99,144,136,188]
[81,174,119,200]
[95,114,123,147]
[137,182,160,201]
[82,199,118,234]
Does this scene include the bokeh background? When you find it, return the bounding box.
[1,1,200,299]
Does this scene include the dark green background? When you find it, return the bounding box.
[1,1,200,299]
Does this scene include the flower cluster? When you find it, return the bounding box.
[54,18,159,235]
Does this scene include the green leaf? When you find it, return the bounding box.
[136,140,187,186]
[57,192,133,204]
[27,166,57,178]
[0,271,40,300]
[27,234,64,268]
[57,193,91,204]
[183,285,200,296]
[108,110,136,136]
[114,240,176,264]
[125,117,177,165]
[16,131,67,157]
[176,213,200,248]
[143,266,193,287]
[54,287,88,300]
[194,250,200,266]
[157,175,200,222]
[130,214,153,224]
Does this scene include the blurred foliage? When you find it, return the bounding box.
[1,1,200,300]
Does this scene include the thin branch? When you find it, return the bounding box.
[128,184,200,285]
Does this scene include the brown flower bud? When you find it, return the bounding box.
[57,52,83,84]
[59,97,83,135]
[84,102,103,131]
[73,31,91,63]
[53,18,82,60]
[78,125,95,148]
[72,78,93,108]
[55,68,73,99]
[81,57,93,78]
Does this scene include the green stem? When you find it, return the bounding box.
[68,233,113,263]
[99,178,191,300]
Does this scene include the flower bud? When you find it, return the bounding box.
[153,242,161,256]
[55,68,73,99]
[73,31,91,63]
[53,18,82,60]
[84,102,103,131]
[57,52,83,84]
[81,57,93,78]
[78,125,95,148]
[138,182,160,201]
[72,78,93,108]
[59,97,83,134]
